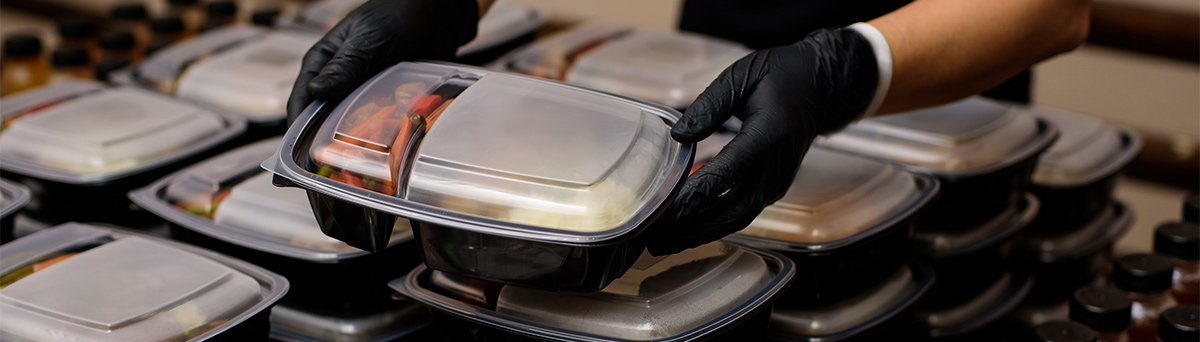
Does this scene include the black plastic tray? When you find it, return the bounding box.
[1029,127,1140,229]
[912,266,1035,340]
[1013,201,1131,299]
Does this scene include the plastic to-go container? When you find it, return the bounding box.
[266,61,692,292]
[493,23,750,109]
[1013,201,1131,297]
[911,193,1039,263]
[720,144,939,305]
[269,302,432,342]
[390,240,795,341]
[0,81,245,225]
[130,138,422,313]
[765,262,935,342]
[0,178,31,243]
[818,97,1058,232]
[282,0,366,32]
[0,222,288,342]
[912,265,1034,339]
[1029,109,1141,229]
[123,25,318,134]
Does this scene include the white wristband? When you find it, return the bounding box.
[846,23,892,118]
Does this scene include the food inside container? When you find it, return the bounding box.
[0,222,287,341]
[493,22,631,81]
[767,262,934,340]
[287,0,366,32]
[390,240,795,341]
[134,25,266,93]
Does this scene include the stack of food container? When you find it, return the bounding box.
[818,97,1059,339]
[0,178,31,243]
[491,22,751,110]
[0,80,245,227]
[130,138,432,341]
[0,222,288,341]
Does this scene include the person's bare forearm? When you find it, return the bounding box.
[869,0,1091,114]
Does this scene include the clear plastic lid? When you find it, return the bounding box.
[1015,201,1131,263]
[176,31,321,123]
[1031,108,1142,187]
[564,30,750,109]
[389,240,794,341]
[289,0,367,32]
[0,223,287,342]
[0,80,105,130]
[458,1,548,56]
[492,22,632,81]
[269,303,430,342]
[912,193,1040,258]
[0,178,31,219]
[733,147,936,248]
[131,138,411,262]
[818,97,1057,177]
[269,62,690,243]
[137,25,268,92]
[0,85,243,184]
[770,263,933,337]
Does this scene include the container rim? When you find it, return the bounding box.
[725,171,940,253]
[0,88,248,185]
[389,240,796,342]
[267,302,432,342]
[917,267,1034,338]
[0,178,32,219]
[913,192,1040,259]
[0,222,289,341]
[130,139,413,263]
[1031,122,1143,188]
[1014,200,1132,264]
[264,61,695,246]
[456,2,548,57]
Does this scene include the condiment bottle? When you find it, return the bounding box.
[1072,286,1133,342]
[109,4,151,52]
[167,0,203,35]
[200,1,239,32]
[50,48,93,82]
[1157,306,1198,342]
[99,31,141,65]
[1113,253,1178,342]
[57,18,100,61]
[147,17,187,55]
[1154,222,1199,306]
[1034,321,1099,342]
[251,8,281,27]
[1,35,50,96]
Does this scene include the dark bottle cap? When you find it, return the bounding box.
[251,9,281,27]
[111,4,149,21]
[51,48,90,67]
[168,0,199,5]
[1158,305,1199,342]
[206,1,238,16]
[1155,222,1200,260]
[3,35,43,56]
[1069,287,1131,332]
[151,17,185,33]
[94,60,130,81]
[1033,321,1097,342]
[58,18,98,38]
[99,31,135,50]
[1111,253,1174,293]
[1185,192,1199,223]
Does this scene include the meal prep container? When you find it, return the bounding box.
[912,265,1034,339]
[1013,201,1131,298]
[131,138,422,313]
[123,25,319,136]
[492,23,750,109]
[0,222,288,341]
[1029,108,1141,229]
[818,97,1058,232]
[265,61,693,292]
[0,178,31,243]
[0,81,246,225]
[911,193,1039,265]
[720,144,939,305]
[390,240,795,341]
[765,262,935,342]
[269,301,432,342]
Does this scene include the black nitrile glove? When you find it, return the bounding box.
[647,28,881,256]
[287,0,480,124]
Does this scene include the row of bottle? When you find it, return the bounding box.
[0,1,282,96]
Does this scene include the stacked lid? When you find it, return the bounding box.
[494,22,750,109]
[767,262,935,340]
[269,302,430,342]
[0,222,287,341]
[1031,108,1141,188]
[0,81,245,184]
[0,178,31,221]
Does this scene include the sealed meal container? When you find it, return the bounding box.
[1013,201,1131,296]
[720,144,939,305]
[131,138,422,313]
[0,222,288,341]
[270,301,432,342]
[911,193,1039,263]
[265,61,693,292]
[912,265,1034,339]
[390,240,795,341]
[493,23,750,109]
[0,81,246,225]
[124,25,319,135]
[818,97,1058,232]
[1029,108,1142,229]
[765,262,935,342]
[0,178,31,243]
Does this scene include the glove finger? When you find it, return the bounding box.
[307,24,391,102]
[287,25,346,124]
[673,50,769,143]
[647,177,769,255]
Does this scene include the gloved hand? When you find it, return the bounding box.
[647,27,882,255]
[287,0,480,123]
